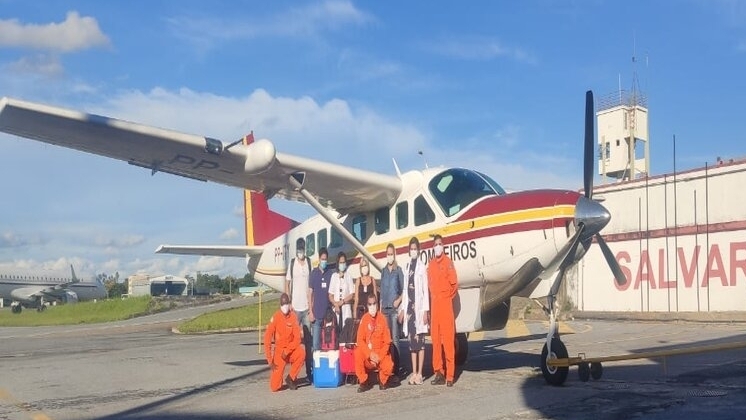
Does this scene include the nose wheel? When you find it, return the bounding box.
[540,295,569,386]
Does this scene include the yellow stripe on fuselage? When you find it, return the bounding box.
[364,204,575,254]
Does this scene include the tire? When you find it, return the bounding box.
[541,338,569,386]
[455,333,469,366]
[578,362,590,382]
[590,362,603,380]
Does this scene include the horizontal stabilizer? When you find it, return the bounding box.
[155,245,264,257]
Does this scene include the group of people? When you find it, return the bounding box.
[264,235,459,392]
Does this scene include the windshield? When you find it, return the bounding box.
[428,168,503,217]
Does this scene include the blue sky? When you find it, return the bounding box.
[1,0,745,280]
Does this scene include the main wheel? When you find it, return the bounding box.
[541,338,569,386]
[455,333,469,366]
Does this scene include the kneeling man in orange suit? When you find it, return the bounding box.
[355,293,394,392]
[264,293,306,391]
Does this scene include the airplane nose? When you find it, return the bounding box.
[574,196,611,237]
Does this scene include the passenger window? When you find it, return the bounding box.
[305,233,315,257]
[317,229,328,250]
[414,195,436,226]
[330,228,343,248]
[374,207,390,235]
[396,202,408,229]
[352,215,367,242]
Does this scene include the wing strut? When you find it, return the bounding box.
[287,174,383,273]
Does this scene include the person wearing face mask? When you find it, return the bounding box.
[427,234,459,387]
[264,293,306,392]
[328,252,355,329]
[285,237,312,380]
[355,293,394,392]
[353,258,378,320]
[379,243,405,374]
[398,237,429,385]
[308,247,333,355]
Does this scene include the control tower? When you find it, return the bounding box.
[596,89,650,182]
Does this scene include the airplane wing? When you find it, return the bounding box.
[0,97,402,214]
[155,245,264,257]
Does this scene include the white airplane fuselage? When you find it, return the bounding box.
[250,167,582,333]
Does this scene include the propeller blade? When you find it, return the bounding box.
[596,234,627,286]
[584,90,594,199]
[547,224,585,296]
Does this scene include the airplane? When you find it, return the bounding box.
[0,91,623,385]
[0,265,108,313]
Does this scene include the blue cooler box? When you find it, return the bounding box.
[313,350,343,388]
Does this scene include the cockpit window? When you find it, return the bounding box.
[428,168,503,217]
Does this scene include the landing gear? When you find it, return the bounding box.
[11,302,23,314]
[455,333,469,366]
[540,295,569,386]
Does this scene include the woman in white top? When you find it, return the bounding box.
[399,237,429,385]
[328,251,355,328]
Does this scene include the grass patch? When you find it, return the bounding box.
[0,296,164,326]
[178,300,277,333]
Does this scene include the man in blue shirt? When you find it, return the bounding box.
[308,247,333,353]
[380,243,404,373]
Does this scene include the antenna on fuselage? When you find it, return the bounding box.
[392,158,402,177]
[418,150,429,169]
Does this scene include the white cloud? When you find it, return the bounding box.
[167,0,372,50]
[220,228,239,240]
[93,234,146,248]
[5,54,64,77]
[423,36,537,63]
[0,11,110,52]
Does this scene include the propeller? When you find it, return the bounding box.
[580,90,627,286]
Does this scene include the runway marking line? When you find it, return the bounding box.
[0,388,52,420]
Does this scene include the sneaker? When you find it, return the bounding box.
[430,372,446,385]
[415,373,424,385]
[446,380,454,387]
[285,375,298,391]
[357,380,373,393]
[408,374,416,385]
[379,381,388,390]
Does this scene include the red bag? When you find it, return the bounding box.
[339,344,356,374]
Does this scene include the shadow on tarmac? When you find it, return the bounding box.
[97,368,277,420]
[517,332,746,420]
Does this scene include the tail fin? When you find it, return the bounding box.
[70,264,79,282]
[243,132,299,246]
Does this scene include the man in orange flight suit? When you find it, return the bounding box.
[355,293,394,392]
[427,234,459,387]
[264,293,306,392]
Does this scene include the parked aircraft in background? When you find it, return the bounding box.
[0,265,107,313]
[0,92,622,385]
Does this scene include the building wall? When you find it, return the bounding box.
[571,159,746,312]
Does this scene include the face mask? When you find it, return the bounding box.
[386,255,394,265]
[434,244,444,257]
[319,260,327,270]
[297,251,304,259]
[280,304,290,315]
[361,266,370,276]
[410,250,418,260]
[338,263,347,272]
[368,304,378,317]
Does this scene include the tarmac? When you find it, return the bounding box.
[2,296,746,419]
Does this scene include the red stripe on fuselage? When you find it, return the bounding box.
[456,190,581,222]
